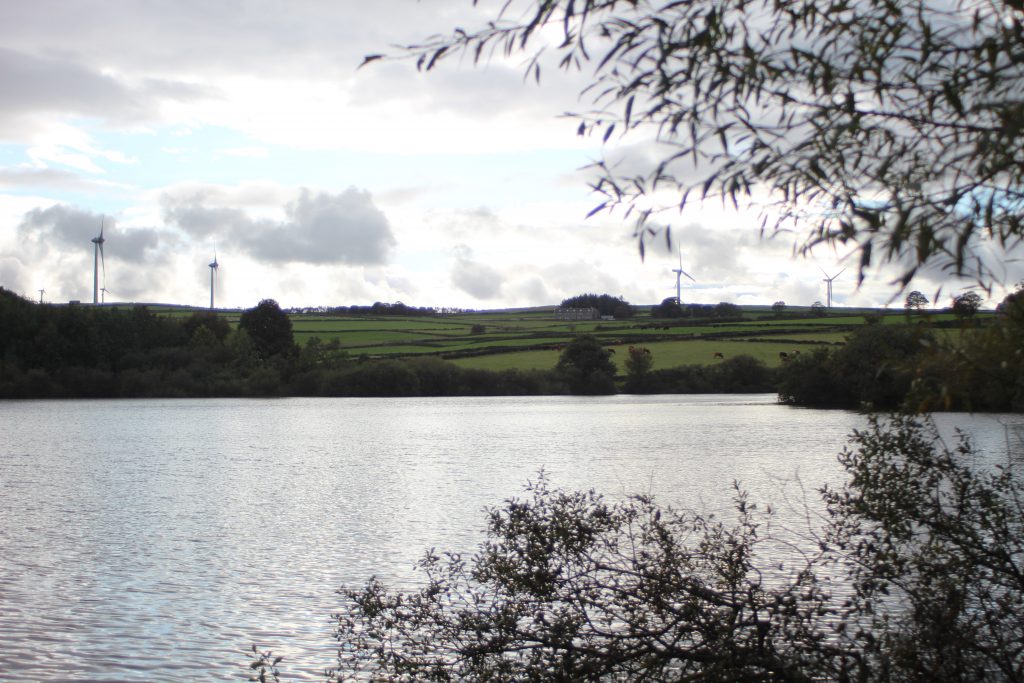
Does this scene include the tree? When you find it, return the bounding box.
[952,291,983,320]
[997,282,1024,326]
[650,296,683,318]
[622,344,653,392]
[711,301,742,319]
[382,0,1024,286]
[331,416,1024,681]
[905,290,928,313]
[810,301,827,317]
[239,299,296,359]
[772,300,786,317]
[554,335,617,394]
[823,415,1024,680]
[332,475,842,681]
[183,311,231,343]
[778,324,934,409]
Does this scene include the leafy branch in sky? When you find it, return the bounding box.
[381,0,1024,288]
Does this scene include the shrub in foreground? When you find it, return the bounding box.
[326,416,1024,681]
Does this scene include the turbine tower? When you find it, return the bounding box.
[91,219,105,305]
[38,289,45,304]
[672,248,696,304]
[209,252,219,309]
[821,267,846,308]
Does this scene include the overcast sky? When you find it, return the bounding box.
[0,0,1015,310]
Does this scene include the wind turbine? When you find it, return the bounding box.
[821,267,846,308]
[38,289,45,304]
[100,286,109,304]
[672,248,696,304]
[209,251,219,309]
[91,219,106,305]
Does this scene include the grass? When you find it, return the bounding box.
[152,303,992,372]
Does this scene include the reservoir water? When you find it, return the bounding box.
[2,395,1022,681]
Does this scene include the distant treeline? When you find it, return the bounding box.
[650,299,745,320]
[3,286,1021,409]
[0,289,552,398]
[0,287,777,399]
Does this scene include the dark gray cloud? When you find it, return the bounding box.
[0,48,145,120]
[0,166,103,190]
[0,47,208,136]
[18,205,107,248]
[163,187,397,266]
[0,1,583,141]
[17,204,165,264]
[162,198,250,240]
[451,245,503,300]
[0,1,471,79]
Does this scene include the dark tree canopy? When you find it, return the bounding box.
[554,334,617,394]
[650,296,683,318]
[905,290,929,312]
[384,0,1024,288]
[332,417,1024,681]
[952,290,984,319]
[239,299,296,359]
[997,282,1024,324]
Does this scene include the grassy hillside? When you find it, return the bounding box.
[122,302,981,372]
[280,305,978,371]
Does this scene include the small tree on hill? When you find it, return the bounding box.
[712,301,742,319]
[650,297,683,318]
[904,290,928,315]
[952,291,983,321]
[772,301,786,317]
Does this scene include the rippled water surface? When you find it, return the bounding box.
[2,395,1021,680]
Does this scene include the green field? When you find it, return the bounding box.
[285,306,990,370]
[152,303,990,372]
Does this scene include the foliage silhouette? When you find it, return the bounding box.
[554,335,617,394]
[239,299,297,359]
[384,0,1024,287]
[331,416,1024,681]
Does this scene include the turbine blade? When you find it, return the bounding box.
[680,270,695,282]
[100,242,105,284]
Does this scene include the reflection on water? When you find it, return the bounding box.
[1,395,1020,680]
